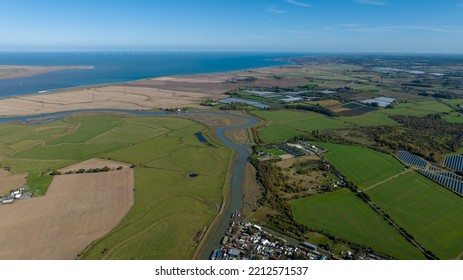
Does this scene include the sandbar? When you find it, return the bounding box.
[0,65,93,80]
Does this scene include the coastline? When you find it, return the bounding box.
[0,64,299,117]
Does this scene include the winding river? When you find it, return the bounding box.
[0,109,257,260]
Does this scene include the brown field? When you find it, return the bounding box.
[0,168,133,259]
[58,158,131,173]
[307,99,342,107]
[0,173,27,195]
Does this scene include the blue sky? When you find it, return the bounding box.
[1,0,462,53]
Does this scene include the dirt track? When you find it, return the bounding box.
[0,168,133,259]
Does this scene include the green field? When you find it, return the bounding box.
[0,114,231,260]
[365,171,463,259]
[254,110,349,143]
[291,189,424,259]
[384,101,452,116]
[443,112,463,123]
[443,99,463,107]
[342,111,398,126]
[314,142,404,188]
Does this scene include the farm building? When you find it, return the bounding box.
[2,197,14,204]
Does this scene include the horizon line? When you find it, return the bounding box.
[0,50,463,56]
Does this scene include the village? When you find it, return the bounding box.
[210,208,383,260]
[0,185,33,205]
[210,211,385,260]
[210,211,328,260]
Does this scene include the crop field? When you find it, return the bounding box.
[443,112,463,123]
[306,99,342,107]
[383,101,452,116]
[253,110,348,143]
[342,111,398,126]
[0,168,133,259]
[365,171,463,259]
[314,142,404,188]
[0,114,231,259]
[442,99,463,107]
[291,189,424,259]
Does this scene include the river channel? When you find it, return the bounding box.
[0,109,257,260]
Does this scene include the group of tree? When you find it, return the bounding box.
[219,102,249,110]
[362,114,463,161]
[417,91,458,99]
[285,103,339,117]
[50,165,122,176]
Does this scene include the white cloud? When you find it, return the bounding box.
[353,0,386,5]
[285,0,312,8]
[267,5,286,14]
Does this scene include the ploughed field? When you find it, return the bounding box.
[0,166,133,259]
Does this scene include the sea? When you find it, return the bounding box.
[0,52,298,98]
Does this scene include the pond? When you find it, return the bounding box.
[194,132,210,145]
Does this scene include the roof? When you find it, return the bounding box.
[228,248,240,256]
[375,97,396,103]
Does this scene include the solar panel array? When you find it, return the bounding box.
[397,151,428,168]
[428,165,441,171]
[418,169,463,194]
[440,172,462,181]
[443,155,463,172]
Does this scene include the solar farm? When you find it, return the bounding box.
[397,151,463,195]
[443,155,463,172]
[417,170,463,194]
[396,151,428,168]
